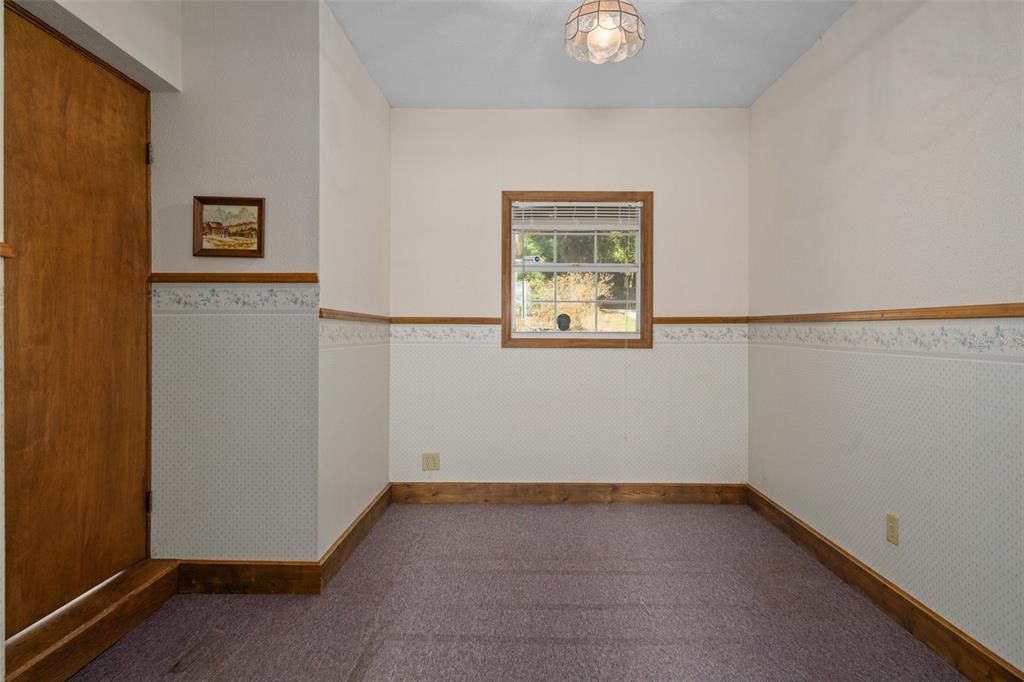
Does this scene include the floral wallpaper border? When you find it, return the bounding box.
[152,285,319,314]
[320,319,391,348]
[390,325,502,345]
[750,320,1024,359]
[387,324,749,345]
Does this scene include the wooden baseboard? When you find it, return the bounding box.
[5,559,178,681]
[176,484,393,595]
[390,482,748,504]
[319,484,392,587]
[746,486,1024,682]
[176,559,321,595]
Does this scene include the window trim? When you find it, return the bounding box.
[501,190,653,349]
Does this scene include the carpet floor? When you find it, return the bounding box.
[74,504,963,681]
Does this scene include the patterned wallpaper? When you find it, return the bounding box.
[389,324,750,483]
[749,317,1024,669]
[750,320,1024,359]
[151,284,320,561]
[318,318,390,556]
[145,299,1024,670]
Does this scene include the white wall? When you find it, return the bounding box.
[317,1,391,556]
[18,0,182,91]
[750,0,1024,315]
[319,1,390,315]
[749,0,1024,670]
[152,0,319,274]
[390,109,750,316]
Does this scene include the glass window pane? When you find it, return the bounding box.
[516,271,554,301]
[515,303,555,331]
[557,303,597,332]
[555,234,595,263]
[521,233,554,262]
[598,302,638,332]
[596,272,637,302]
[555,271,596,302]
[597,232,637,264]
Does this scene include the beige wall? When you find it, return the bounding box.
[750,0,1024,315]
[318,0,390,315]
[317,1,390,556]
[151,1,319,274]
[390,108,750,316]
[18,0,182,91]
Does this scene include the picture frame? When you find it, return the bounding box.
[193,196,265,257]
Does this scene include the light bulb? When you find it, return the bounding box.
[586,26,622,62]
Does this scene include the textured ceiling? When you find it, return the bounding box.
[326,0,853,108]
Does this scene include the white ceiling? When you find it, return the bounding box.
[326,0,854,108]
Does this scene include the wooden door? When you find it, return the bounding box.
[4,6,150,636]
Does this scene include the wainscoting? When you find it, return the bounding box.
[151,283,320,561]
[389,324,749,483]
[749,317,1024,672]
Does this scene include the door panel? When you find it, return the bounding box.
[4,7,150,636]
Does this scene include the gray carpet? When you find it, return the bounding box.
[74,505,963,680]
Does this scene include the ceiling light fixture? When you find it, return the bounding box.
[565,1,645,65]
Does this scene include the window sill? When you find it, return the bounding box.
[502,335,652,349]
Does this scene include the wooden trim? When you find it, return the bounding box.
[320,308,391,324]
[313,305,1024,327]
[654,316,750,324]
[390,316,502,325]
[746,487,1024,682]
[391,482,748,505]
[176,560,321,595]
[319,485,392,588]
[500,191,654,349]
[3,1,149,93]
[748,302,1024,323]
[5,560,178,681]
[148,272,319,284]
[0,242,14,258]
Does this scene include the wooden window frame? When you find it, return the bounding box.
[501,190,653,349]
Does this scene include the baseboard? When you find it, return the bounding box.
[5,559,178,681]
[746,486,1024,682]
[319,484,393,587]
[390,482,748,504]
[176,559,322,595]
[176,484,393,596]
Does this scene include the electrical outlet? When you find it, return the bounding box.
[422,452,441,471]
[885,513,899,545]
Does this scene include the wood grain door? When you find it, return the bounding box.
[4,6,150,636]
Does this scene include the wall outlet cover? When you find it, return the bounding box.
[422,452,441,471]
[886,513,899,545]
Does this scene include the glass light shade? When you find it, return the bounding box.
[565,0,645,65]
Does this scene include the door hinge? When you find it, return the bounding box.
[145,142,153,165]
[145,490,152,513]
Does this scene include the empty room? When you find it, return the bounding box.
[2,0,1022,679]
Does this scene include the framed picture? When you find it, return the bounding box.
[193,196,265,257]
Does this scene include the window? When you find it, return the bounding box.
[502,191,652,348]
